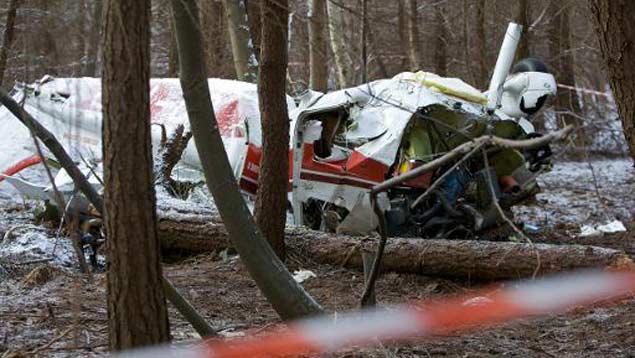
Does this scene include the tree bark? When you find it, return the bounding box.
[462,0,472,84]
[254,0,290,260]
[36,0,60,77]
[102,0,170,349]
[83,0,103,76]
[0,0,19,87]
[474,0,488,89]
[515,0,530,60]
[433,3,447,76]
[167,12,179,77]
[398,0,408,70]
[223,0,258,82]
[169,0,322,320]
[308,0,328,92]
[589,0,635,159]
[155,213,633,281]
[406,0,420,70]
[327,0,354,88]
[246,0,261,61]
[200,0,231,78]
[550,4,585,150]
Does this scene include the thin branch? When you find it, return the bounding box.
[410,142,485,209]
[481,148,541,279]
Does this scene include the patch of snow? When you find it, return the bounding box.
[579,220,627,238]
[293,269,317,283]
[513,159,635,228]
[597,220,627,234]
[579,225,602,238]
[0,226,75,267]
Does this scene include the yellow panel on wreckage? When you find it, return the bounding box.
[408,71,489,105]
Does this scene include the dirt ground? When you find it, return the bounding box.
[1,159,635,357]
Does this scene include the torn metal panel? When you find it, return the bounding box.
[0,77,297,200]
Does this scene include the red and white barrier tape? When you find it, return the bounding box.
[119,270,635,358]
[557,83,611,98]
[0,155,42,183]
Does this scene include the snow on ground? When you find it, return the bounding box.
[0,225,75,267]
[1,158,634,273]
[513,158,635,231]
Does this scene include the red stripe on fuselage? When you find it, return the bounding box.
[299,172,376,189]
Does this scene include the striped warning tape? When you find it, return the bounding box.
[119,269,635,358]
[0,155,42,183]
[557,83,611,98]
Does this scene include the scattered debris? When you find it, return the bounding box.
[292,269,317,283]
[579,220,627,238]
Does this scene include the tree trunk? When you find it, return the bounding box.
[155,213,633,281]
[254,0,290,260]
[102,0,170,350]
[308,0,328,92]
[0,86,216,338]
[515,0,530,60]
[406,0,420,70]
[246,0,261,61]
[301,233,632,281]
[550,4,585,150]
[0,0,19,87]
[222,0,258,82]
[474,0,488,89]
[169,0,322,320]
[83,0,103,76]
[398,0,408,70]
[433,3,447,76]
[462,0,472,83]
[36,0,60,77]
[200,0,231,78]
[327,0,354,88]
[589,0,635,158]
[167,13,179,77]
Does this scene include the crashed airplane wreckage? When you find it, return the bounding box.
[0,23,560,239]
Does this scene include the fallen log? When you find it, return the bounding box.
[156,211,633,281]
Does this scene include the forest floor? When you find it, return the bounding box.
[1,158,635,357]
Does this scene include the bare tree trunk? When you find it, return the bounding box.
[154,214,633,281]
[223,0,258,82]
[462,0,472,83]
[549,4,584,149]
[83,0,102,76]
[406,0,420,70]
[0,87,216,338]
[515,0,530,60]
[589,0,635,159]
[169,0,322,320]
[254,0,290,260]
[474,0,488,89]
[36,0,60,77]
[433,3,447,76]
[397,0,408,70]
[200,0,230,78]
[308,0,328,92]
[167,13,179,77]
[102,0,169,350]
[327,0,354,88]
[0,0,19,87]
[360,0,367,83]
[246,0,261,61]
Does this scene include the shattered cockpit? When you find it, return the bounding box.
[291,73,549,237]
